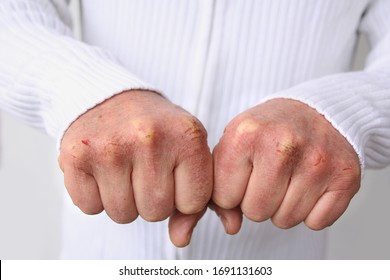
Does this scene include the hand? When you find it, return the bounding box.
[58,90,213,247]
[213,98,361,233]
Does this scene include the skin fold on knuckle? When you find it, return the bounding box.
[178,194,209,215]
[139,206,172,222]
[212,190,238,210]
[242,202,275,223]
[271,214,301,229]
[138,189,174,222]
[106,207,138,224]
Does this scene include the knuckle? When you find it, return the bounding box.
[177,126,211,163]
[226,116,261,143]
[94,138,131,167]
[177,115,208,144]
[271,215,299,229]
[306,149,327,167]
[103,144,123,164]
[305,219,328,231]
[74,197,103,215]
[61,142,90,167]
[242,204,273,223]
[341,161,361,182]
[273,128,301,157]
[179,196,209,215]
[140,208,171,222]
[108,208,138,224]
[132,118,160,146]
[303,148,329,175]
[332,160,361,193]
[139,192,174,222]
[212,191,238,210]
[243,211,270,223]
[223,116,261,151]
[233,117,260,136]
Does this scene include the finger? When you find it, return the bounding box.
[241,146,295,222]
[132,149,175,222]
[63,162,103,215]
[168,209,206,248]
[209,203,243,234]
[174,148,213,215]
[94,162,138,224]
[304,188,357,230]
[213,140,252,209]
[270,173,326,229]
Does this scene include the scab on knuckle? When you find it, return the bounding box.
[128,117,161,149]
[274,129,302,159]
[177,115,207,144]
[136,124,160,146]
[304,149,329,173]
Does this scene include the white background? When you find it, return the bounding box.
[1,0,389,259]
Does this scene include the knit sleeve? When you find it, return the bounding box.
[0,0,158,148]
[261,0,390,170]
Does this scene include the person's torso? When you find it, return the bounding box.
[63,0,370,259]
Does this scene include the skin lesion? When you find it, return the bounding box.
[275,140,302,166]
[130,118,157,144]
[181,117,206,142]
[236,118,260,135]
[184,126,203,141]
[81,139,90,146]
[277,143,298,156]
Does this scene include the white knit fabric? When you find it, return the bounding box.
[1,0,390,259]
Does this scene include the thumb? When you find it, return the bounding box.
[209,203,243,235]
[168,209,206,248]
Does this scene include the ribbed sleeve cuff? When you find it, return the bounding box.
[0,0,161,150]
[27,40,160,150]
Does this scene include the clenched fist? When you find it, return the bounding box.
[58,90,213,247]
[213,98,361,233]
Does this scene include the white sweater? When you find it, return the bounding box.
[1,0,390,259]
